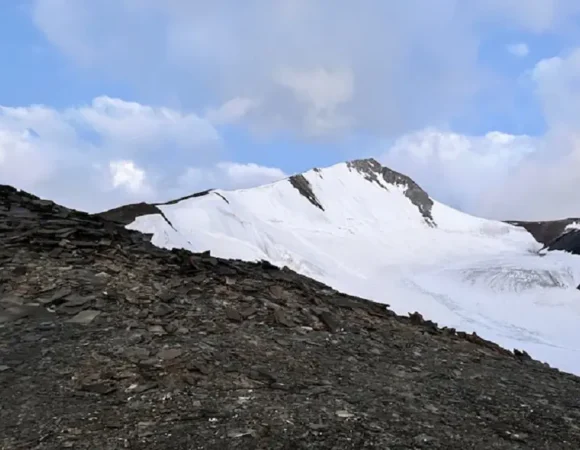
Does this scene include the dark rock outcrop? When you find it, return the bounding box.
[347,159,435,226]
[288,174,325,211]
[544,229,580,255]
[4,185,580,449]
[98,189,221,227]
[98,202,164,225]
[163,189,213,204]
[506,218,580,246]
[507,219,580,256]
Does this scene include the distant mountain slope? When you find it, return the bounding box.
[507,218,580,247]
[103,158,580,375]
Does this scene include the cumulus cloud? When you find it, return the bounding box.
[531,48,580,131]
[0,97,287,212]
[486,48,580,220]
[205,97,260,125]
[381,127,580,220]
[477,133,580,220]
[381,129,537,214]
[20,0,580,220]
[381,47,580,220]
[33,0,580,138]
[107,160,151,195]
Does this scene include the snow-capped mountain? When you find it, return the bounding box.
[105,158,580,375]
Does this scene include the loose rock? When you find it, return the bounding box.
[67,310,101,325]
[2,184,580,449]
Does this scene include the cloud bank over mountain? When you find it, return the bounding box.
[0,1,579,218]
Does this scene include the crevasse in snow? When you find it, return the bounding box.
[127,160,580,375]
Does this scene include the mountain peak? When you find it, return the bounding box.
[347,158,434,225]
[287,158,435,226]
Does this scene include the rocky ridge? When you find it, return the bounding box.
[507,219,580,247]
[101,158,435,229]
[345,159,434,225]
[98,189,219,227]
[506,219,580,256]
[2,185,580,449]
[544,229,580,256]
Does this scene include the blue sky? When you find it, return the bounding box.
[1,1,580,220]
[0,3,131,107]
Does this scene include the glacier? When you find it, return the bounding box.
[126,159,580,375]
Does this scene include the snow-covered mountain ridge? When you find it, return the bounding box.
[103,158,580,375]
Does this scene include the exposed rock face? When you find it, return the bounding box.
[545,229,580,255]
[347,159,435,226]
[506,218,580,246]
[2,184,580,449]
[507,219,580,256]
[288,174,325,211]
[98,189,219,227]
[99,202,164,225]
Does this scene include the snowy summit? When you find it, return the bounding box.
[103,159,580,375]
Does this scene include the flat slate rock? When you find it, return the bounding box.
[2,184,580,449]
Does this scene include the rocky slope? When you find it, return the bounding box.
[507,219,580,247]
[506,219,580,257]
[544,229,580,256]
[2,185,580,449]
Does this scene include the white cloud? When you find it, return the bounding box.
[75,96,220,152]
[507,42,530,57]
[0,97,286,212]
[177,162,286,193]
[216,162,287,187]
[381,126,580,220]
[381,128,537,215]
[484,48,580,219]
[108,160,150,195]
[531,48,580,131]
[275,67,354,135]
[0,128,56,187]
[477,132,580,220]
[33,0,580,138]
[18,1,580,220]
[205,97,259,125]
[381,47,580,220]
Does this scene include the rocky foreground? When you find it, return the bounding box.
[2,186,580,449]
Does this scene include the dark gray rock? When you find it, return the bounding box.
[157,348,183,360]
[152,303,173,317]
[506,218,580,246]
[225,307,243,322]
[544,229,580,255]
[347,159,435,226]
[288,174,325,211]
[67,310,100,324]
[318,310,341,332]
